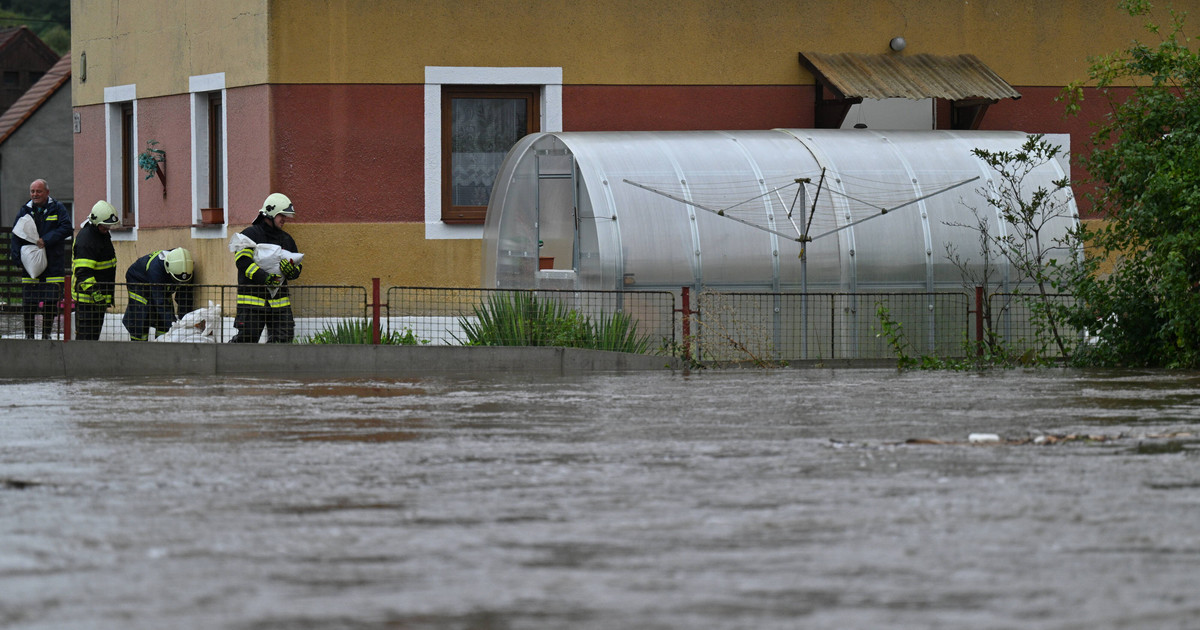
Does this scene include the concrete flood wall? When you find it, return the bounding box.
[0,340,682,379]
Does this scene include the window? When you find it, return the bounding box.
[207,92,224,209]
[441,86,538,224]
[424,66,562,239]
[104,84,137,239]
[3,71,17,87]
[189,73,227,232]
[121,103,135,225]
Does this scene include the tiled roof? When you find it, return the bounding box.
[799,52,1021,102]
[0,52,70,146]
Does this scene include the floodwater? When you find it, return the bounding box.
[2,368,1199,630]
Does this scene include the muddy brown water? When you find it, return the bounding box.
[2,369,1199,629]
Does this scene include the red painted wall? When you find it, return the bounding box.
[72,105,107,223]
[134,94,192,228]
[564,85,813,131]
[271,84,425,223]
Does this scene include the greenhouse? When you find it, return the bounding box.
[481,129,1078,293]
[480,129,1080,360]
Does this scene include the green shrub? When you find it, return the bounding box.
[303,320,428,345]
[455,292,651,353]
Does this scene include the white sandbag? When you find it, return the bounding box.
[227,233,304,275]
[154,301,220,343]
[14,215,46,278]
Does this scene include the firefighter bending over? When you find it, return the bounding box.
[122,248,195,341]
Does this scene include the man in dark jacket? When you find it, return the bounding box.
[122,248,195,341]
[71,201,120,341]
[231,193,302,343]
[9,179,73,339]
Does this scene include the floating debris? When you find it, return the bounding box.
[899,431,1195,447]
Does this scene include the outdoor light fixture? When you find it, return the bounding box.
[889,37,906,52]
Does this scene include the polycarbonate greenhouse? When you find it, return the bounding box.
[482,129,1078,293]
[480,129,1079,361]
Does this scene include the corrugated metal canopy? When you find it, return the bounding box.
[799,52,1021,102]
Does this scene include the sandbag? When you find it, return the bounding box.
[14,215,46,278]
[227,233,304,275]
[154,301,221,343]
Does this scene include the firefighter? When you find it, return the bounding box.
[230,193,302,343]
[71,201,120,340]
[122,248,195,341]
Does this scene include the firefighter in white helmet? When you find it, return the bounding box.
[71,200,120,340]
[121,247,196,341]
[230,192,302,343]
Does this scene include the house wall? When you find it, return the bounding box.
[1,87,73,227]
[69,0,1187,291]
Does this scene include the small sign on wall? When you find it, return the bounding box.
[73,112,80,133]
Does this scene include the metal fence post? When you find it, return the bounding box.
[371,277,381,345]
[975,285,984,356]
[62,273,72,342]
[679,286,692,360]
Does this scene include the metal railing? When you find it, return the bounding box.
[693,291,971,362]
[0,272,1084,363]
[383,286,677,348]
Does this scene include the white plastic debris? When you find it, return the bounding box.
[968,433,1001,444]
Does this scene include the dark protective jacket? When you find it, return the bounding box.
[10,197,73,282]
[234,215,301,309]
[71,223,117,304]
[125,251,196,325]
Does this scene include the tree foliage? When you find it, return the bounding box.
[0,0,69,55]
[1061,0,1200,367]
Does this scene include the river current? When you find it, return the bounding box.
[2,368,1198,629]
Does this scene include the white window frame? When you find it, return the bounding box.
[189,72,229,239]
[104,84,137,241]
[424,66,562,240]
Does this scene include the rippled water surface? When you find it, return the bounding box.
[2,369,1200,629]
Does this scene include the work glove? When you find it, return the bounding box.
[266,273,283,286]
[279,258,301,280]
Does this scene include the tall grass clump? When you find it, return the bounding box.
[303,319,428,345]
[455,292,650,353]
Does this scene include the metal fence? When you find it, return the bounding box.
[987,292,1083,358]
[0,272,1084,362]
[693,291,972,362]
[383,286,678,349]
[0,282,370,342]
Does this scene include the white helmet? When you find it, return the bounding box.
[163,248,194,282]
[259,193,295,218]
[88,200,121,227]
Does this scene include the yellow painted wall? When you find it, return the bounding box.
[268,0,1188,87]
[71,0,269,105]
[114,223,471,294]
[287,223,481,289]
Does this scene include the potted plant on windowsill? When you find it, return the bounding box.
[138,140,166,196]
[200,208,224,224]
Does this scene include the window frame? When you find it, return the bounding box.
[440,85,540,225]
[424,66,562,240]
[104,84,137,241]
[189,72,228,237]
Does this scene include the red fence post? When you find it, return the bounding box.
[675,286,694,360]
[371,278,381,345]
[62,273,72,342]
[975,285,984,356]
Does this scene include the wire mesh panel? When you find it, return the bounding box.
[384,287,676,351]
[988,293,1082,358]
[695,291,971,362]
[287,285,370,344]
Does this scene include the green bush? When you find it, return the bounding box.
[303,320,428,345]
[455,292,651,353]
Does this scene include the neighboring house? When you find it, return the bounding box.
[0,26,59,116]
[69,1,1161,290]
[0,53,72,229]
